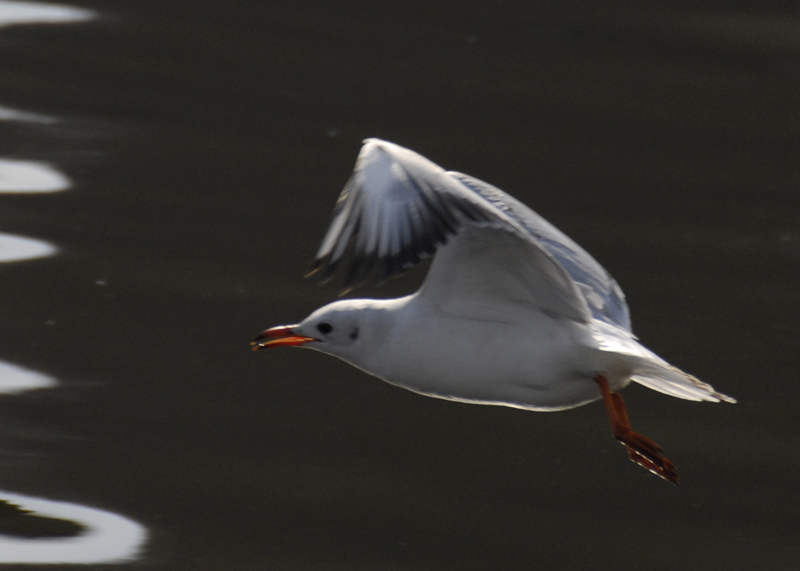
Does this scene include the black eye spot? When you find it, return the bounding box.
[349,327,359,341]
[317,322,333,335]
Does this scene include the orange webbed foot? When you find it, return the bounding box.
[595,374,679,485]
[615,426,679,485]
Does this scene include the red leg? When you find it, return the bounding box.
[594,374,679,485]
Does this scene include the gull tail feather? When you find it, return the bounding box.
[628,362,736,403]
[591,321,735,404]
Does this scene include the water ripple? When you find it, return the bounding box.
[0,158,70,193]
[0,232,56,262]
[0,491,147,564]
[0,0,94,29]
[0,361,56,394]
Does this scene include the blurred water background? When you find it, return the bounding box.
[0,0,798,568]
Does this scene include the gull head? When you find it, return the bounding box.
[252,298,397,363]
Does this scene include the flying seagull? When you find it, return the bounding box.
[252,138,735,484]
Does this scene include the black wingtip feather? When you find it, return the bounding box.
[375,255,398,285]
[304,145,515,293]
[318,255,343,284]
[342,248,377,293]
[305,258,324,278]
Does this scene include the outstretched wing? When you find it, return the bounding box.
[307,138,593,323]
[449,173,631,330]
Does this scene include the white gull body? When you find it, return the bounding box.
[259,139,734,413]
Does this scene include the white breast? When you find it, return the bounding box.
[354,295,605,411]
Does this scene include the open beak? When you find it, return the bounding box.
[251,325,317,351]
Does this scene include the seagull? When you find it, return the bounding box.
[252,138,735,484]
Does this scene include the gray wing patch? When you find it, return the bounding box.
[449,172,631,331]
[306,141,509,292]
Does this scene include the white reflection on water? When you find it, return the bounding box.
[0,3,142,566]
[0,0,95,124]
[0,491,147,564]
[0,361,55,394]
[0,232,56,261]
[0,0,94,29]
[0,105,57,124]
[0,158,70,193]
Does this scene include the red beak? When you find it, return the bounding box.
[251,325,317,351]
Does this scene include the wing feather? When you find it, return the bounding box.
[449,172,632,330]
[307,138,591,321]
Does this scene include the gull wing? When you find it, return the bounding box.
[307,138,591,323]
[417,223,591,322]
[448,173,631,330]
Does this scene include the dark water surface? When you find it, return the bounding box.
[0,0,798,568]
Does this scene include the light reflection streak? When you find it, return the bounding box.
[0,105,57,124]
[0,3,149,566]
[0,361,56,394]
[0,0,94,29]
[0,491,147,564]
[0,232,56,262]
[0,158,70,193]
